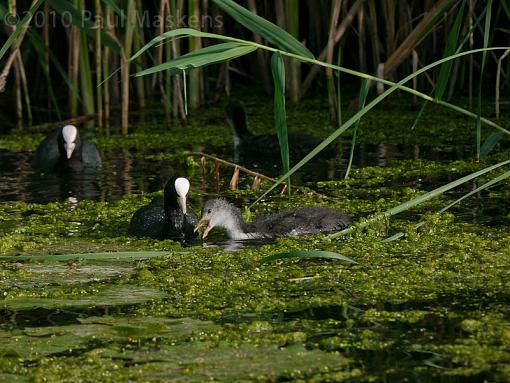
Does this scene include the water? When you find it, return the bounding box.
[0,142,475,204]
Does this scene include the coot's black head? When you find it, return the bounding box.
[57,125,82,161]
[225,101,251,140]
[164,177,190,214]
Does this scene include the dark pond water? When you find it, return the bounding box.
[0,142,475,204]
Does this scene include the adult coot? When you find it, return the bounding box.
[194,198,351,240]
[32,125,101,171]
[129,177,197,242]
[225,101,336,163]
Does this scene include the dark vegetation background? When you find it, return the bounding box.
[0,0,509,134]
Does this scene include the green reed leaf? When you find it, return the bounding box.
[271,52,290,193]
[134,42,257,77]
[212,0,314,59]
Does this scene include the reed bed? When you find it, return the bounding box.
[0,0,508,134]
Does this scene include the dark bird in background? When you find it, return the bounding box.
[129,177,197,242]
[32,125,101,172]
[225,101,336,163]
[195,198,351,241]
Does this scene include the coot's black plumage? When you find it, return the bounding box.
[195,198,351,240]
[32,125,101,172]
[129,177,197,242]
[226,101,336,162]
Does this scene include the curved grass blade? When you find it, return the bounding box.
[129,28,254,64]
[477,0,493,160]
[262,251,357,264]
[383,168,510,243]
[212,0,313,59]
[271,52,290,193]
[0,0,44,61]
[134,42,257,77]
[251,47,509,208]
[331,159,510,239]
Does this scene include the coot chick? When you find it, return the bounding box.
[226,101,336,162]
[195,198,351,240]
[32,125,101,171]
[129,177,197,242]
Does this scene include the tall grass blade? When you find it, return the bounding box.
[262,251,357,264]
[477,0,493,160]
[212,0,314,59]
[435,2,465,99]
[331,159,510,239]
[271,52,290,194]
[134,42,257,77]
[345,79,370,179]
[0,0,44,61]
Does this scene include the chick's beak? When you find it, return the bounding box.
[194,218,212,239]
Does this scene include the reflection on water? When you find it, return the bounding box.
[0,142,476,204]
[0,148,181,203]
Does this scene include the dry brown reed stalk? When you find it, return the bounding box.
[286,0,300,103]
[496,48,510,119]
[69,20,80,117]
[0,0,37,94]
[188,0,202,110]
[300,0,363,98]
[121,0,137,135]
[43,2,50,112]
[382,0,457,81]
[157,0,172,126]
[326,0,342,122]
[95,0,103,128]
[246,0,269,93]
[103,6,114,129]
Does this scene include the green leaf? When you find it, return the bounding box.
[262,251,357,263]
[481,131,504,157]
[130,28,248,63]
[271,52,290,193]
[212,0,314,59]
[46,0,120,51]
[134,42,257,77]
[0,0,44,61]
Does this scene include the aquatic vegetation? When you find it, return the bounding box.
[1,149,509,380]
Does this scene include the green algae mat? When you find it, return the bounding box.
[1,167,509,381]
[1,103,510,381]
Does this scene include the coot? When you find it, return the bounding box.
[225,101,336,162]
[129,177,197,242]
[32,125,101,171]
[195,198,351,240]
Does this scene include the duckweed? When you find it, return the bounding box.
[0,96,509,381]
